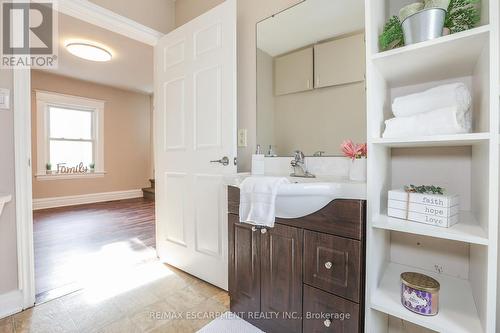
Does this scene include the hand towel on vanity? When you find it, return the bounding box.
[392,82,472,118]
[382,106,472,138]
[239,176,290,228]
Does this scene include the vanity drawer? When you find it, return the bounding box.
[277,199,365,240]
[303,285,360,333]
[227,186,240,215]
[304,230,361,302]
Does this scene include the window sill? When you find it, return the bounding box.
[35,171,107,181]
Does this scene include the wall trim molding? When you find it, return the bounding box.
[58,0,164,46]
[0,290,23,319]
[33,190,144,210]
[14,68,36,310]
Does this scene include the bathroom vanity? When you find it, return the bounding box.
[239,0,368,330]
[227,185,366,333]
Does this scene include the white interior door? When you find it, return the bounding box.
[154,0,237,290]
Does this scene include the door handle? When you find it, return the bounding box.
[210,156,229,166]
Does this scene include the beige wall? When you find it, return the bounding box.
[175,0,302,171]
[274,82,366,156]
[31,71,152,199]
[89,0,175,34]
[0,69,18,295]
[175,0,223,27]
[256,49,275,151]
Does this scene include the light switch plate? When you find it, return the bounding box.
[237,129,247,147]
[0,88,10,110]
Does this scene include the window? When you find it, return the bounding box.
[49,107,94,168]
[36,91,105,180]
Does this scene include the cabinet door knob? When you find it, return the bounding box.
[251,226,257,232]
[324,319,331,327]
[324,261,333,269]
[260,228,267,234]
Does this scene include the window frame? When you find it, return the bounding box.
[35,90,105,180]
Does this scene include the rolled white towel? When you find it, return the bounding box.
[382,106,472,138]
[392,83,472,118]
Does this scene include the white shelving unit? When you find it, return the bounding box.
[364,0,499,332]
[372,262,484,333]
[372,212,488,245]
[372,26,490,86]
[370,133,491,147]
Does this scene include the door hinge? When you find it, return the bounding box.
[233,157,237,166]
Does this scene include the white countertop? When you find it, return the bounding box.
[224,173,366,189]
[224,173,366,218]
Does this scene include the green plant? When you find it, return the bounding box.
[399,2,424,22]
[445,0,480,33]
[89,162,95,169]
[424,0,451,10]
[379,16,404,51]
[46,162,51,171]
[404,184,445,195]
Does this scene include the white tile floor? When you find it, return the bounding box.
[197,312,264,333]
[1,259,229,333]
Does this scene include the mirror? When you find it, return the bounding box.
[256,0,366,157]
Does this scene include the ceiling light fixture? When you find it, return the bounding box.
[66,42,112,62]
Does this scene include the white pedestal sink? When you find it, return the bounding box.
[225,174,366,219]
[0,194,12,216]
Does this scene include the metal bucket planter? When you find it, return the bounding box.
[402,8,446,45]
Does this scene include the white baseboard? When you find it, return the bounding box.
[0,290,23,319]
[33,189,144,210]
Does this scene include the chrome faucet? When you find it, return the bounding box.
[290,150,315,178]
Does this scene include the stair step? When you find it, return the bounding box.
[142,187,155,200]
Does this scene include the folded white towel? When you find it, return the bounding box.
[239,176,290,228]
[392,83,472,118]
[382,106,472,138]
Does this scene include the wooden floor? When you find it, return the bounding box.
[33,198,155,303]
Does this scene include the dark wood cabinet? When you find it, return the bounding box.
[228,187,365,333]
[228,215,261,323]
[228,217,303,331]
[260,224,303,333]
[304,230,361,302]
[303,285,360,333]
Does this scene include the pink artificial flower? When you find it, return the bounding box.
[341,140,367,160]
[359,143,367,158]
[341,140,358,160]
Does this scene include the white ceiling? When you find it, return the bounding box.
[41,12,154,94]
[257,0,365,57]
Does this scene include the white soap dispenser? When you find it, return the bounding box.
[252,145,265,175]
